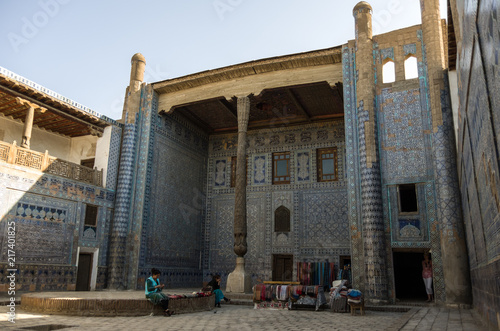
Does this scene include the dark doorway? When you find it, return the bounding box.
[339,256,351,270]
[76,253,92,291]
[393,251,427,301]
[272,254,293,281]
[339,255,352,284]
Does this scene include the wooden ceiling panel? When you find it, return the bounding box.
[290,82,343,119]
[166,81,344,134]
[172,97,238,133]
[0,88,103,137]
[0,75,109,137]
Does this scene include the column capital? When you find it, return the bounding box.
[15,97,46,113]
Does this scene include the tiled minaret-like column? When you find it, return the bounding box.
[420,0,471,304]
[107,53,145,289]
[353,2,388,303]
[226,96,252,293]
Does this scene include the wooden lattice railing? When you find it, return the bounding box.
[0,141,103,187]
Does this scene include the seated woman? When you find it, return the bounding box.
[207,274,230,308]
[145,268,173,316]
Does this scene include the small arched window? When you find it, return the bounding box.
[382,58,395,83]
[404,55,418,80]
[275,206,290,232]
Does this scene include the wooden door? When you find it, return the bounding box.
[272,254,293,281]
[76,253,92,291]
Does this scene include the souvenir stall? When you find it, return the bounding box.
[329,279,363,313]
[253,283,328,311]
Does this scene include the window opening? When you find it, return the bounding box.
[398,184,418,213]
[273,152,290,184]
[317,147,338,182]
[382,59,396,83]
[404,55,418,80]
[275,206,290,232]
[84,204,98,227]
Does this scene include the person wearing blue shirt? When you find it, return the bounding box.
[145,268,173,316]
[207,274,230,308]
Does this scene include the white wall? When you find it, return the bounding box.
[448,70,459,151]
[69,135,98,164]
[0,115,71,158]
[94,125,113,187]
[0,115,108,167]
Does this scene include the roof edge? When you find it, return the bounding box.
[0,66,121,127]
[152,45,344,94]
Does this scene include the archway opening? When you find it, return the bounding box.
[382,58,396,83]
[393,250,429,302]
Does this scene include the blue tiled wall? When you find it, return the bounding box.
[0,165,115,291]
[137,106,209,288]
[456,0,500,326]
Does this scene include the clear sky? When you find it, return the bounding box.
[0,0,447,120]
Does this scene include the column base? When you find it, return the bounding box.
[226,257,252,293]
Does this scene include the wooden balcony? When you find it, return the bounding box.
[0,141,103,187]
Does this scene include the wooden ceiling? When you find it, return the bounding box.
[166,81,343,134]
[0,74,110,137]
[447,0,457,71]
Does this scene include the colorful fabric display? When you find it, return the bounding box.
[330,280,347,299]
[297,262,336,288]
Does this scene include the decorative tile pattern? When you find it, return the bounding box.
[138,108,208,289]
[0,194,76,265]
[105,125,122,191]
[296,151,311,182]
[300,190,349,247]
[379,88,428,182]
[398,219,421,238]
[253,155,267,185]
[0,264,77,291]
[342,45,364,291]
[403,43,417,56]
[380,47,394,61]
[214,159,227,187]
[15,203,67,222]
[0,165,114,279]
[205,120,348,286]
[107,120,137,288]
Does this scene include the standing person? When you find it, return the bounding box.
[422,253,433,302]
[145,268,174,316]
[207,274,230,308]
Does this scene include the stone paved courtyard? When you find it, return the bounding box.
[0,303,488,331]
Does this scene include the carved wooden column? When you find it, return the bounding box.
[233,96,250,257]
[16,98,46,149]
[226,96,252,293]
[21,106,35,149]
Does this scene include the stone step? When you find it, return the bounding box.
[365,305,413,312]
[19,291,215,316]
[225,293,253,300]
[228,298,253,306]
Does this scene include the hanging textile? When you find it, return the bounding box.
[297,261,336,288]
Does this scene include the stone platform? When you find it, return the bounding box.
[19,289,214,316]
